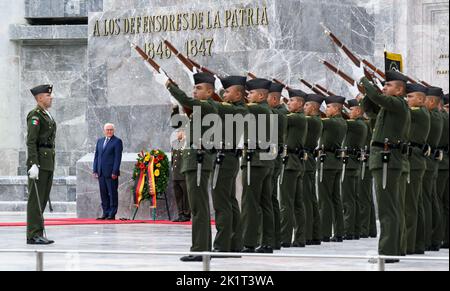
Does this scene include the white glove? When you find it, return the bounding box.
[28,164,39,180]
[373,77,384,91]
[350,62,366,82]
[214,75,224,94]
[347,84,362,99]
[183,66,197,86]
[153,69,169,86]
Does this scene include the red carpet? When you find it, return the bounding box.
[0,218,200,227]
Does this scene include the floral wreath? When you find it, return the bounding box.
[131,149,170,208]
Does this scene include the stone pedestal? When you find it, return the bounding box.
[76,153,177,220]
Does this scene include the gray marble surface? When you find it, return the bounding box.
[25,0,103,18]
[0,213,448,271]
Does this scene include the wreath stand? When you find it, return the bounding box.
[131,192,171,221]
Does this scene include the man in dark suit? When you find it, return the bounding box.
[93,123,123,220]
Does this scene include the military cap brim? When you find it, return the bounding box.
[221,76,247,90]
[194,73,215,86]
[30,84,53,96]
[385,70,409,83]
[246,78,272,91]
[325,95,346,105]
[347,99,360,108]
[427,86,444,97]
[406,83,428,94]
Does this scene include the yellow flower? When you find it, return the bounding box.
[156,163,161,168]
[154,169,160,177]
[144,155,151,162]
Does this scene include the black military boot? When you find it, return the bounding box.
[27,236,54,245]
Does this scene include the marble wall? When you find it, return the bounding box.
[87,0,375,156]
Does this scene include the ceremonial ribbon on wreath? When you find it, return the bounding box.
[147,156,157,209]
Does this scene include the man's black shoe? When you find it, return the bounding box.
[241,246,255,253]
[343,235,354,241]
[255,246,273,253]
[385,259,400,264]
[360,235,369,239]
[311,240,322,245]
[370,234,378,238]
[106,217,116,221]
[281,242,291,248]
[27,236,54,245]
[430,245,440,252]
[180,255,204,262]
[180,215,191,222]
[96,216,107,221]
[441,243,449,249]
[331,236,343,243]
[322,237,330,242]
[354,235,360,240]
[292,242,306,248]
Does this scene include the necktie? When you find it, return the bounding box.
[103,138,110,149]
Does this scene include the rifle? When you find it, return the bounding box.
[272,78,292,104]
[131,43,192,116]
[187,57,219,77]
[164,40,222,102]
[299,78,327,96]
[315,84,335,97]
[318,59,366,94]
[320,23,379,81]
[131,43,177,85]
[361,59,386,80]
[392,68,432,87]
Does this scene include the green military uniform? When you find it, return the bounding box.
[241,79,275,253]
[26,87,57,242]
[425,87,445,251]
[171,148,190,222]
[399,100,412,256]
[438,94,449,249]
[211,76,248,252]
[167,76,218,255]
[403,84,431,255]
[342,105,368,239]
[303,96,324,244]
[318,96,347,241]
[280,90,308,247]
[422,107,443,250]
[358,117,377,238]
[269,83,289,250]
[360,72,410,257]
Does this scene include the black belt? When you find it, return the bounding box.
[438,146,449,154]
[371,141,404,150]
[410,142,427,150]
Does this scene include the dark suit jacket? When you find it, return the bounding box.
[93,135,123,177]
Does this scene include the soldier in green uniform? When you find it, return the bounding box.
[170,106,191,223]
[439,94,449,249]
[424,87,445,252]
[267,82,288,250]
[279,89,308,248]
[26,84,56,245]
[241,78,276,254]
[358,95,379,239]
[303,94,324,245]
[211,76,248,253]
[318,96,347,242]
[153,71,218,262]
[342,99,368,240]
[404,84,430,255]
[359,70,410,263]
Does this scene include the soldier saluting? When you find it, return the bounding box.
[26,85,57,245]
[153,71,218,262]
[358,70,411,263]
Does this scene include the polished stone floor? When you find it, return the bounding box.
[0,213,448,271]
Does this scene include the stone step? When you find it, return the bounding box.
[0,176,76,202]
[0,201,76,213]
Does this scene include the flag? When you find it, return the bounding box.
[385,51,403,73]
